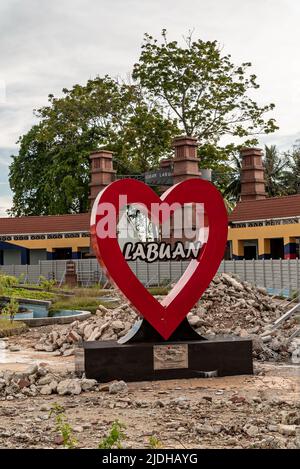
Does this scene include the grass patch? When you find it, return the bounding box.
[3,287,55,301]
[0,318,27,336]
[50,295,117,314]
[148,286,169,296]
[72,288,112,298]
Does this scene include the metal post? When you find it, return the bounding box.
[280,258,283,296]
[271,258,274,294]
[253,258,256,285]
[288,258,292,298]
[297,258,300,302]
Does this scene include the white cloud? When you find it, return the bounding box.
[0,195,12,217]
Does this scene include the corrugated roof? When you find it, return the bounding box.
[0,213,90,235]
[229,194,300,222]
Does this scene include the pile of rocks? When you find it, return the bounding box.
[34,304,137,356]
[190,273,282,331]
[0,364,128,400]
[189,273,299,361]
[34,273,300,362]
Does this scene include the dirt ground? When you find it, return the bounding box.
[0,331,299,449]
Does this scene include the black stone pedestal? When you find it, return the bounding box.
[83,335,253,382]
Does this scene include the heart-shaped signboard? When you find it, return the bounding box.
[90,178,228,340]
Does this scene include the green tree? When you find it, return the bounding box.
[133,30,278,167]
[218,145,288,208]
[9,76,177,216]
[263,145,288,197]
[218,153,242,207]
[282,143,300,194]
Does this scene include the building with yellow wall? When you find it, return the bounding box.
[0,213,90,265]
[2,141,298,265]
[228,148,300,260]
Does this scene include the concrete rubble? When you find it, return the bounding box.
[0,371,299,448]
[0,363,127,399]
[0,273,299,449]
[34,273,300,362]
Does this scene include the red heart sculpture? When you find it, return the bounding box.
[91,178,228,339]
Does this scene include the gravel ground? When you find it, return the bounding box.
[0,361,299,449]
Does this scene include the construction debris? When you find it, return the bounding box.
[33,273,300,362]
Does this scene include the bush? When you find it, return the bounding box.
[0,273,18,289]
[39,276,57,291]
[1,298,19,321]
[0,318,26,336]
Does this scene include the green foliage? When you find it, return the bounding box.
[148,436,162,448]
[49,403,77,449]
[263,145,289,197]
[98,420,126,449]
[282,143,300,194]
[133,30,278,167]
[17,273,26,285]
[1,287,55,301]
[1,298,19,321]
[9,76,177,216]
[0,318,26,336]
[39,276,57,291]
[72,287,112,298]
[216,152,242,207]
[148,286,169,295]
[217,144,291,207]
[50,296,114,314]
[0,274,18,289]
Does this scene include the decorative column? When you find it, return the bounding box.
[240,148,266,201]
[89,150,116,210]
[162,137,201,246]
[172,136,200,184]
[64,260,78,287]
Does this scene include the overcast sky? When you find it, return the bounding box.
[1,0,300,215]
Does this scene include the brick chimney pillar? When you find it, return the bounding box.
[89,149,116,210]
[172,136,200,184]
[240,148,266,201]
[163,137,201,247]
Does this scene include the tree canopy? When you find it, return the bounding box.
[9,30,278,216]
[133,30,278,145]
[9,77,177,216]
[216,144,300,209]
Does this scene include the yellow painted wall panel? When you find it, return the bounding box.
[228,224,300,242]
[1,237,90,251]
[228,223,300,256]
